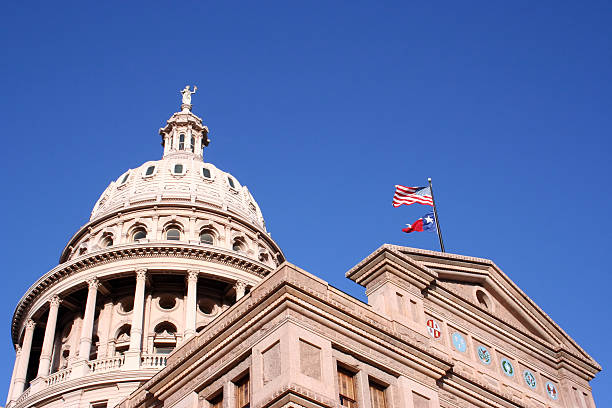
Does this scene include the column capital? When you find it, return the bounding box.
[25,319,36,330]
[49,295,62,308]
[187,270,199,282]
[136,268,148,281]
[86,277,99,290]
[233,281,247,291]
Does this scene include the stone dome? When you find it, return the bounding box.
[91,157,267,230]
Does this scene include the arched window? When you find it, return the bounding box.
[101,235,113,247]
[155,321,177,335]
[115,324,132,355]
[190,136,195,153]
[232,239,246,253]
[119,172,130,185]
[166,227,180,241]
[154,321,178,354]
[200,231,214,245]
[179,134,185,150]
[132,228,147,241]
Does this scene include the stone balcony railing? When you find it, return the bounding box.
[9,353,169,408]
[14,387,30,405]
[44,367,71,386]
[141,353,168,369]
[88,354,125,373]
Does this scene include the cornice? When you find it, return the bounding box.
[119,263,454,407]
[347,244,601,379]
[12,243,275,345]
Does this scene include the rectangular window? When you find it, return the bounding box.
[91,402,108,408]
[369,382,386,408]
[235,375,250,408]
[337,368,358,408]
[208,392,223,408]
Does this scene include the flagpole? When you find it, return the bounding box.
[428,178,445,252]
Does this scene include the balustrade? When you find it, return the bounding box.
[87,355,125,373]
[44,367,71,386]
[141,353,168,369]
[14,387,30,405]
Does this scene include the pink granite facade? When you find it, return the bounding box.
[6,92,600,408]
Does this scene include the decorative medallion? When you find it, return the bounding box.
[545,382,558,400]
[477,345,491,365]
[501,358,514,377]
[523,370,537,389]
[426,319,441,339]
[451,332,467,352]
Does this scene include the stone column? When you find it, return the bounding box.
[184,270,198,339]
[13,319,35,396]
[6,346,22,403]
[78,278,99,361]
[125,269,147,369]
[37,295,61,378]
[234,281,247,301]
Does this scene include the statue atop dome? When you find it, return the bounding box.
[181,85,197,111]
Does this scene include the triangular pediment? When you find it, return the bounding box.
[346,244,600,372]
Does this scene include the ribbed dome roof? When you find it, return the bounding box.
[91,156,267,230]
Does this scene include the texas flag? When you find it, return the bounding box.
[402,212,436,233]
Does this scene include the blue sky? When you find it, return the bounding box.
[1,1,610,405]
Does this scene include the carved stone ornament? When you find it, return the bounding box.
[49,295,62,308]
[234,281,247,292]
[25,319,36,330]
[187,270,199,282]
[136,269,148,281]
[86,277,100,289]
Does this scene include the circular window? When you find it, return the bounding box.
[476,289,491,310]
[158,295,177,310]
[174,164,184,174]
[144,165,156,176]
[200,232,213,245]
[118,296,134,314]
[166,228,180,240]
[202,167,211,179]
[132,229,147,241]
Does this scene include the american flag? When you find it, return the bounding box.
[392,185,434,207]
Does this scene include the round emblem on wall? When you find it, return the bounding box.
[501,358,514,377]
[477,345,491,365]
[451,332,467,352]
[523,370,537,389]
[545,382,558,400]
[426,319,441,339]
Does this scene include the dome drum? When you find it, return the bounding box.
[6,91,285,408]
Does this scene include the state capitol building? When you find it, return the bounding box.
[5,90,600,408]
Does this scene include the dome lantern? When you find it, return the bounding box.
[159,85,210,160]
